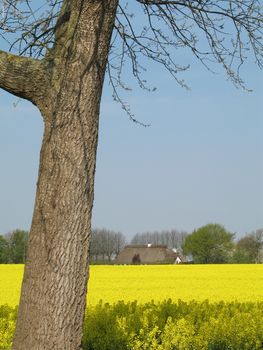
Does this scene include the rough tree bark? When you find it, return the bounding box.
[1,1,118,349]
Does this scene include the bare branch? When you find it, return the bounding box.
[0,1,62,57]
[133,0,263,86]
[0,0,263,119]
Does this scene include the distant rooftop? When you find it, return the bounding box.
[125,244,168,249]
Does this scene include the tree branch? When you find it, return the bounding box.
[0,50,49,107]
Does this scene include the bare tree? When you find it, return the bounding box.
[90,228,102,262]
[235,229,263,263]
[113,231,126,256]
[90,228,126,262]
[0,1,262,349]
[130,229,188,248]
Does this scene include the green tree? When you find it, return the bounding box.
[6,229,28,264]
[0,235,9,263]
[0,1,262,349]
[182,224,234,264]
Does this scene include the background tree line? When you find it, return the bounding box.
[131,229,188,251]
[0,228,127,264]
[1,226,262,264]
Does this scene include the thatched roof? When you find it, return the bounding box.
[116,245,178,264]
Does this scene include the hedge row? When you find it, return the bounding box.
[1,300,263,349]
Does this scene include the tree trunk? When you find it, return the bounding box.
[10,1,118,349]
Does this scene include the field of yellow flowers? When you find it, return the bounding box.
[1,264,263,349]
[0,264,262,307]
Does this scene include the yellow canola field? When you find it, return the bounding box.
[0,264,262,307]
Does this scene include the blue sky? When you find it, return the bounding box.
[0,4,262,240]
